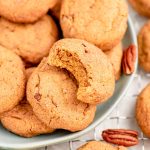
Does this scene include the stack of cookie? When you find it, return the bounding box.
[0,0,129,138]
[76,0,150,148]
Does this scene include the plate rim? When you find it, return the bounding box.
[0,16,138,150]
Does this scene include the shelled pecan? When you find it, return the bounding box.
[102,129,139,147]
[122,44,137,75]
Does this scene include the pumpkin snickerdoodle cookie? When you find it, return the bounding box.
[0,15,58,64]
[48,39,115,105]
[60,0,128,51]
[1,101,55,138]
[25,67,36,80]
[138,21,150,72]
[27,58,96,132]
[136,84,150,138]
[105,43,123,80]
[129,0,150,18]
[0,45,25,114]
[77,141,127,150]
[1,67,54,137]
[0,0,57,23]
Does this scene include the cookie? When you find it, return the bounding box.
[0,45,25,114]
[25,67,36,80]
[129,0,150,17]
[138,21,150,72]
[50,0,62,20]
[0,0,57,23]
[136,84,150,137]
[60,0,128,51]
[47,39,115,105]
[27,58,96,132]
[1,101,55,137]
[105,43,123,80]
[77,141,127,150]
[0,15,59,64]
[1,66,54,137]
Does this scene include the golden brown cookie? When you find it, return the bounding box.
[138,21,150,72]
[1,101,55,137]
[136,84,150,137]
[60,0,128,51]
[77,141,127,150]
[0,0,57,23]
[50,0,62,20]
[105,43,123,80]
[1,66,54,137]
[0,45,25,114]
[129,0,150,17]
[48,39,115,105]
[25,67,36,80]
[27,58,96,132]
[0,15,59,64]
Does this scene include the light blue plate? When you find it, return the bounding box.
[0,17,137,150]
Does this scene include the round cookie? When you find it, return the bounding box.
[77,141,127,150]
[1,101,55,137]
[27,58,96,132]
[47,39,115,105]
[0,15,58,64]
[60,0,128,51]
[25,67,36,80]
[0,45,25,114]
[129,0,150,17]
[0,0,57,23]
[138,21,150,72]
[105,43,123,80]
[136,84,150,137]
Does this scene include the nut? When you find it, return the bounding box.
[122,44,137,75]
[102,129,139,147]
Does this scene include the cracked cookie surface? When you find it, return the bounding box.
[105,43,123,80]
[0,0,57,23]
[1,101,55,137]
[27,58,96,132]
[136,84,150,138]
[0,15,58,64]
[0,45,25,114]
[129,0,150,17]
[77,141,127,150]
[138,21,150,72]
[48,39,115,105]
[60,0,128,51]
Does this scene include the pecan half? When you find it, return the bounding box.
[102,129,139,147]
[122,44,137,75]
